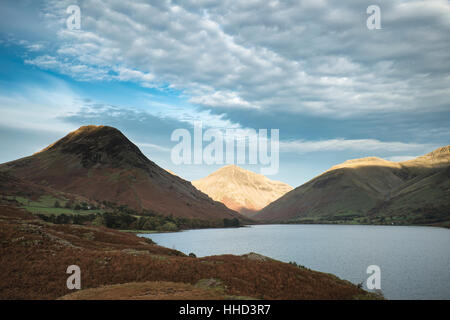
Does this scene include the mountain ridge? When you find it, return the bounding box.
[256,145,450,227]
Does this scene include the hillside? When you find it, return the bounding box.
[192,165,293,215]
[0,205,379,300]
[256,146,450,227]
[0,125,238,221]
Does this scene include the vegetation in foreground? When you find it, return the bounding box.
[59,281,253,300]
[0,205,380,300]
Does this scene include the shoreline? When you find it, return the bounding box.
[123,221,450,234]
[121,224,252,234]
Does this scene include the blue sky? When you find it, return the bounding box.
[0,0,449,187]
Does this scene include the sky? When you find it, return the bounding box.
[0,0,449,187]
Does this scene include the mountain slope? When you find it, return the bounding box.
[368,146,450,224]
[0,125,238,220]
[256,146,450,226]
[192,165,293,215]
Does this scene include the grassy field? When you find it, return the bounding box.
[6,195,103,216]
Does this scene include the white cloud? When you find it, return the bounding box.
[135,142,171,152]
[280,138,430,154]
[153,105,242,130]
[24,55,156,87]
[24,55,109,81]
[386,155,417,162]
[189,91,259,109]
[115,67,155,86]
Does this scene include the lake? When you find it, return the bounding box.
[140,224,450,300]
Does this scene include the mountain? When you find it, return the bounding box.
[256,146,450,226]
[0,125,238,220]
[192,165,293,215]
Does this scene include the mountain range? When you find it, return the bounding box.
[255,146,450,226]
[0,125,448,227]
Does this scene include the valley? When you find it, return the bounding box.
[0,125,448,300]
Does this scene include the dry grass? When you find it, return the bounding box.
[59,281,237,300]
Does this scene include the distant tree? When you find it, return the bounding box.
[142,218,156,231]
[92,214,105,227]
[54,201,60,208]
[74,204,81,210]
[189,253,197,258]
[223,218,240,228]
[158,222,178,232]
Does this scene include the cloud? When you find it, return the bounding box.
[114,66,155,86]
[0,76,81,133]
[135,142,171,152]
[24,55,157,86]
[13,0,448,117]
[24,55,110,81]
[386,155,417,162]
[189,91,260,109]
[280,138,431,154]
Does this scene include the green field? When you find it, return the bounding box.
[7,195,103,216]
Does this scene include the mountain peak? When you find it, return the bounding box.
[39,125,149,168]
[59,125,124,142]
[422,145,450,158]
[402,145,450,167]
[217,164,245,172]
[193,165,293,214]
[328,156,399,171]
[72,125,118,135]
[41,125,121,151]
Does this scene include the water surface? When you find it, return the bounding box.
[140,224,450,299]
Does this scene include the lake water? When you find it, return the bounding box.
[140,224,450,300]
